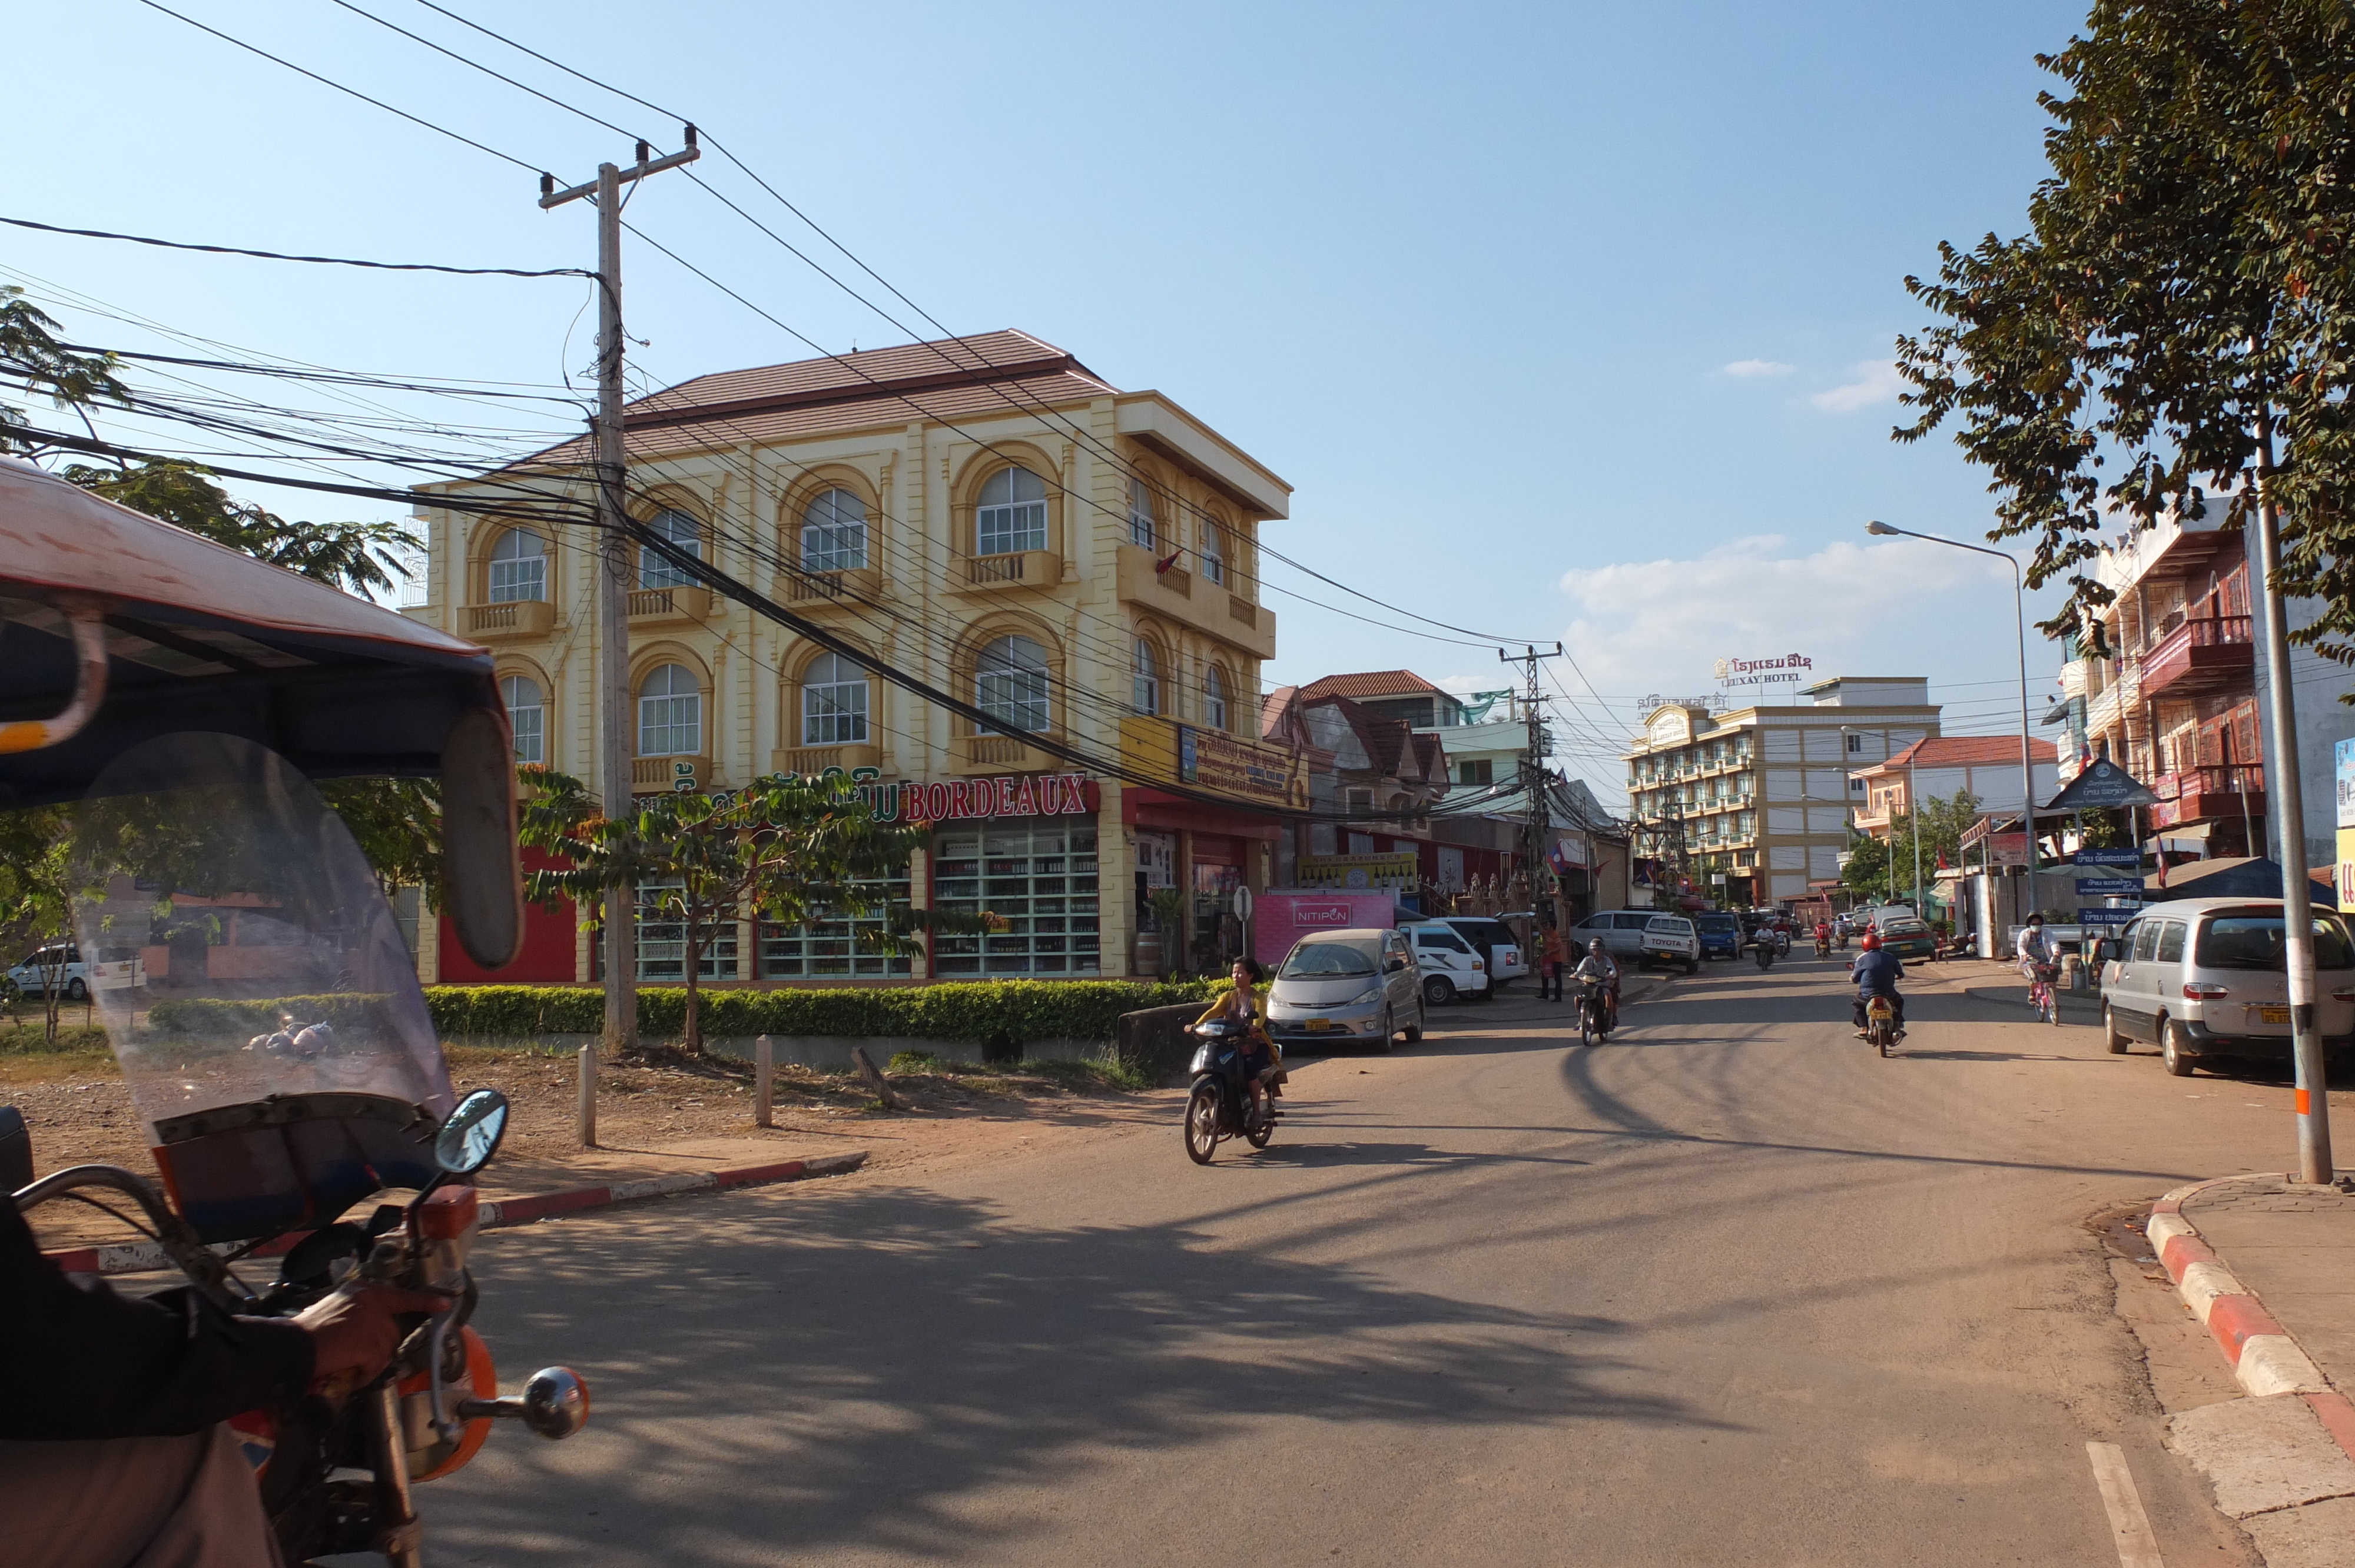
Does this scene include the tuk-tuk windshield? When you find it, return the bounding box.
[68,732,451,1141]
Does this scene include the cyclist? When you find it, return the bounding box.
[1850,932,1906,1038]
[2016,912,2059,1015]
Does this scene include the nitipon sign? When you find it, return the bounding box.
[1714,652,1815,691]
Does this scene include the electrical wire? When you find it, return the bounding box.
[0,215,590,280]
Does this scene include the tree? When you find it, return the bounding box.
[0,286,126,447]
[1842,790,1985,904]
[520,769,996,1054]
[1895,1,2355,662]
[0,808,74,1042]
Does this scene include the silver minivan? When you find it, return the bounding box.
[2097,897,2355,1076]
[1265,927,1425,1051]
[1565,909,1702,974]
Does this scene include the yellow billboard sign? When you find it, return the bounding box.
[1119,717,1306,809]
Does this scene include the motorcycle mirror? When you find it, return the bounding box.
[433,1089,510,1175]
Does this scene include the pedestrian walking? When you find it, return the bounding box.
[1540,924,1568,1001]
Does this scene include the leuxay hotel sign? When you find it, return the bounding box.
[1714,652,1815,692]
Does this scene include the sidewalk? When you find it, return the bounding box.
[2179,1175,2355,1401]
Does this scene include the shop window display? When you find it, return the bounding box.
[758,865,914,979]
[633,879,738,982]
[931,823,1099,975]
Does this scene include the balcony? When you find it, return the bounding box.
[772,743,882,776]
[626,584,712,628]
[2148,763,2265,828]
[950,731,1057,775]
[777,566,881,610]
[632,754,707,793]
[1114,543,1276,659]
[948,549,1060,596]
[462,599,556,641]
[2141,614,2254,696]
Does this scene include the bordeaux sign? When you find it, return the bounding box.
[783,767,1098,825]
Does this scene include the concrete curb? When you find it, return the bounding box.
[42,1150,869,1277]
[2147,1173,2355,1464]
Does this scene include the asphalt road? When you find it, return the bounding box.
[420,958,2355,1566]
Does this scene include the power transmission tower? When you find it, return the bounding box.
[1498,643,1564,908]
[539,129,700,1142]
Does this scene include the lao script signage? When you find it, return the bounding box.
[1714,652,1815,692]
[1297,852,1419,891]
[1120,717,1306,808]
[2045,758,2157,810]
[2077,878,2145,898]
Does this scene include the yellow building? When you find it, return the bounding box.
[406,330,1295,984]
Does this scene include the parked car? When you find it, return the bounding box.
[5,944,89,1001]
[1265,927,1425,1050]
[1565,909,1701,974]
[2097,898,2355,1077]
[1693,912,1743,961]
[1399,919,1491,1004]
[1441,916,1527,985]
[1875,917,1938,961]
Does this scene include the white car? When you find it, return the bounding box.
[1399,920,1491,1005]
[6,944,90,1001]
[1441,916,1527,985]
[1565,910,1702,974]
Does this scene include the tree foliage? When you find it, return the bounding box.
[1895,1,2355,663]
[60,459,416,602]
[519,769,996,1053]
[1842,791,1985,902]
[0,285,127,447]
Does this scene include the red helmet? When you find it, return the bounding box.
[1860,933,1881,951]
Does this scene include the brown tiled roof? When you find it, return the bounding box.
[1298,670,1444,701]
[1870,735,2060,772]
[506,330,1119,468]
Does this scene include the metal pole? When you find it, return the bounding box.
[2253,411,2334,1184]
[755,1032,774,1128]
[2009,553,2039,919]
[1909,749,1924,915]
[575,1042,598,1150]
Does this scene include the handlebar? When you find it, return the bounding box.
[14,1163,245,1307]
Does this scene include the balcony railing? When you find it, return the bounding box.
[2142,613,2255,696]
[632,754,706,792]
[462,599,555,639]
[2148,763,2265,828]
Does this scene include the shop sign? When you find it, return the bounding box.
[2075,848,2142,867]
[1121,717,1306,808]
[1298,852,1419,891]
[2077,878,2144,898]
[775,767,1097,825]
[2078,906,2139,926]
[2338,738,2355,829]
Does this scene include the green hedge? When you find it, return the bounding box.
[422,979,1223,1046]
[147,994,397,1037]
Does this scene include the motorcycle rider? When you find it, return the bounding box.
[1568,938,1620,1030]
[1850,931,1907,1038]
[0,1195,447,1567]
[1814,919,1833,958]
[1196,956,1281,1115]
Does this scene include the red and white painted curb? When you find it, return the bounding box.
[2147,1174,2355,1464]
[43,1150,868,1277]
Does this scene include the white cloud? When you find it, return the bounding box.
[1722,358,1795,378]
[1809,360,1905,412]
[1552,534,2019,713]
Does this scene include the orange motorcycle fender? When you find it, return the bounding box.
[398,1324,497,1481]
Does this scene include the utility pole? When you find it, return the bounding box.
[539,129,700,1142]
[1500,644,1564,911]
[2253,408,2335,1185]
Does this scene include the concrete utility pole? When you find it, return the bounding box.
[1500,644,1564,906]
[2251,410,2335,1185]
[540,130,700,1142]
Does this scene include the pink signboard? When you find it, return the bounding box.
[1253,890,1399,969]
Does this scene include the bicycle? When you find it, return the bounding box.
[2025,961,2060,1025]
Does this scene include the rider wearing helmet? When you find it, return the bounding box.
[1850,931,1906,1037]
[1569,938,1620,1029]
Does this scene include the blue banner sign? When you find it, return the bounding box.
[2077,878,2145,897]
[2075,848,2143,867]
[2077,906,2140,925]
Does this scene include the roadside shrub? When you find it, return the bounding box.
[421,978,1220,1045]
[146,994,399,1038]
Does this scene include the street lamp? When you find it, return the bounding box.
[1864,521,2039,915]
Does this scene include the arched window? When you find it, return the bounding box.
[1132,637,1159,716]
[1203,665,1229,732]
[487,527,546,602]
[501,673,545,764]
[1127,478,1157,550]
[977,467,1048,556]
[639,508,701,590]
[975,634,1050,733]
[801,652,870,745]
[1198,516,1226,586]
[638,663,702,756]
[800,488,868,572]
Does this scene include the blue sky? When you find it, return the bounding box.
[4,0,2092,802]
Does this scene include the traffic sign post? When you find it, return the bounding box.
[2075,848,2144,868]
[2077,907,2139,926]
[2077,878,2145,898]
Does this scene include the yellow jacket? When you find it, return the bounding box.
[1195,985,1278,1057]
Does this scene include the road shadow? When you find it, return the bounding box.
[430,1185,1720,1564]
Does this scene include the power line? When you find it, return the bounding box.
[0,214,590,280]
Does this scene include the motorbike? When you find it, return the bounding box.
[1575,979,1613,1046]
[1182,1016,1278,1164]
[10,735,585,1566]
[1754,937,1776,971]
[1864,992,1900,1057]
[1815,935,1832,960]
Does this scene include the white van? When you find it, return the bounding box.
[1399,920,1491,1005]
[2097,898,2355,1077]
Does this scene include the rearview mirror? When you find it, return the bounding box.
[1385,956,1408,972]
[434,1088,510,1176]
